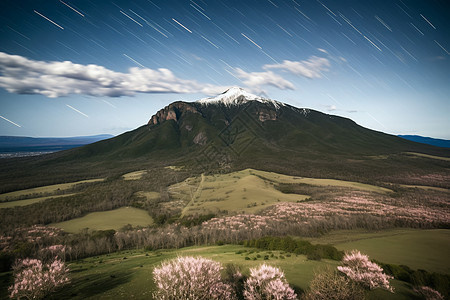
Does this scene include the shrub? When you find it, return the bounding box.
[243,264,297,300]
[224,264,245,300]
[152,256,236,300]
[9,257,70,300]
[302,268,365,300]
[245,237,343,261]
[337,250,393,292]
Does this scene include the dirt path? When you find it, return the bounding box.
[181,173,205,217]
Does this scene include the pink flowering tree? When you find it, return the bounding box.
[9,257,70,299]
[38,244,66,261]
[337,250,393,292]
[413,286,444,300]
[243,264,297,300]
[152,256,236,300]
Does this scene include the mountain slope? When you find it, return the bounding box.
[0,88,448,192]
[70,88,446,159]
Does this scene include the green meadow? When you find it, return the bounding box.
[0,178,104,202]
[250,169,393,194]
[405,152,450,162]
[0,193,76,208]
[307,229,450,274]
[122,170,148,181]
[52,207,154,233]
[167,168,393,217]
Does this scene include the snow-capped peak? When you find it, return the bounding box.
[197,87,284,108]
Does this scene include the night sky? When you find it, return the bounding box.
[0,0,449,139]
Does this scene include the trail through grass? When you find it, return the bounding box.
[169,168,391,216]
[175,170,309,216]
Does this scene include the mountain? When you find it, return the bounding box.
[398,135,450,148]
[74,87,445,159]
[1,88,449,192]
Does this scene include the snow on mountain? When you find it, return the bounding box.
[197,87,284,108]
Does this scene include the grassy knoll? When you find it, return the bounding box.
[405,152,450,162]
[171,170,309,216]
[0,178,104,202]
[166,168,391,216]
[52,207,154,233]
[307,229,450,274]
[0,193,76,208]
[0,245,418,300]
[122,170,147,180]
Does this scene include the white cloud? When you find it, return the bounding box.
[0,52,227,98]
[263,56,330,79]
[326,104,337,111]
[233,68,295,90]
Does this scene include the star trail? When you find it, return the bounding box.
[0,0,448,138]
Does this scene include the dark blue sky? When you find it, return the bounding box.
[0,0,449,138]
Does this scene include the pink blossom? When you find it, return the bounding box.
[413,286,444,300]
[337,250,393,292]
[152,256,236,300]
[9,257,70,300]
[243,264,297,300]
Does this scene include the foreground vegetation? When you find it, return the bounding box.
[0,161,448,299]
[2,243,446,299]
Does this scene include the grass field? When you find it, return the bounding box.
[134,191,160,201]
[52,207,154,233]
[405,152,450,162]
[122,170,147,180]
[0,193,76,208]
[166,168,392,216]
[307,229,450,274]
[399,184,449,193]
[164,165,184,171]
[170,170,310,216]
[0,178,104,202]
[0,245,416,300]
[250,169,392,194]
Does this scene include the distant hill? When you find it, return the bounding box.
[398,135,450,148]
[0,134,114,157]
